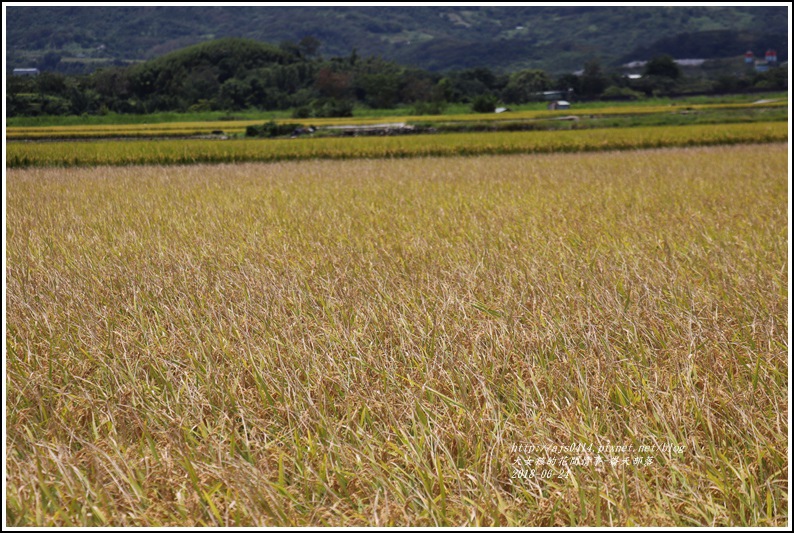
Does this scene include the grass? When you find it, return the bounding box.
[6,99,787,140]
[418,106,788,134]
[6,144,788,526]
[6,91,787,128]
[6,122,788,168]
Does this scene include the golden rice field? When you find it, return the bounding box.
[5,100,786,140]
[6,143,788,526]
[6,121,788,167]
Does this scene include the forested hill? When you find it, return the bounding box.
[6,5,788,74]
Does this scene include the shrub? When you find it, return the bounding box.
[291,106,311,119]
[245,120,304,138]
[602,86,644,100]
[311,98,354,118]
[412,100,448,115]
[471,94,497,113]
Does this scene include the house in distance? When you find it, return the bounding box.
[547,100,571,110]
[12,68,40,76]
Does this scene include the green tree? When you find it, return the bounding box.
[180,66,221,107]
[36,72,67,95]
[278,40,302,59]
[434,78,453,102]
[355,72,401,108]
[752,66,787,90]
[471,94,497,113]
[633,75,677,97]
[554,73,580,97]
[644,54,681,79]
[298,36,322,58]
[315,67,353,100]
[502,69,552,104]
[37,51,62,71]
[580,58,608,98]
[218,78,250,110]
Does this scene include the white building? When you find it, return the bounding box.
[547,100,571,110]
[13,68,40,76]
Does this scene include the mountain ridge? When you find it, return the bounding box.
[6,6,789,74]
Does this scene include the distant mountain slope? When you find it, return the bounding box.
[6,6,788,74]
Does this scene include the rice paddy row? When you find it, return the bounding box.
[6,122,788,168]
